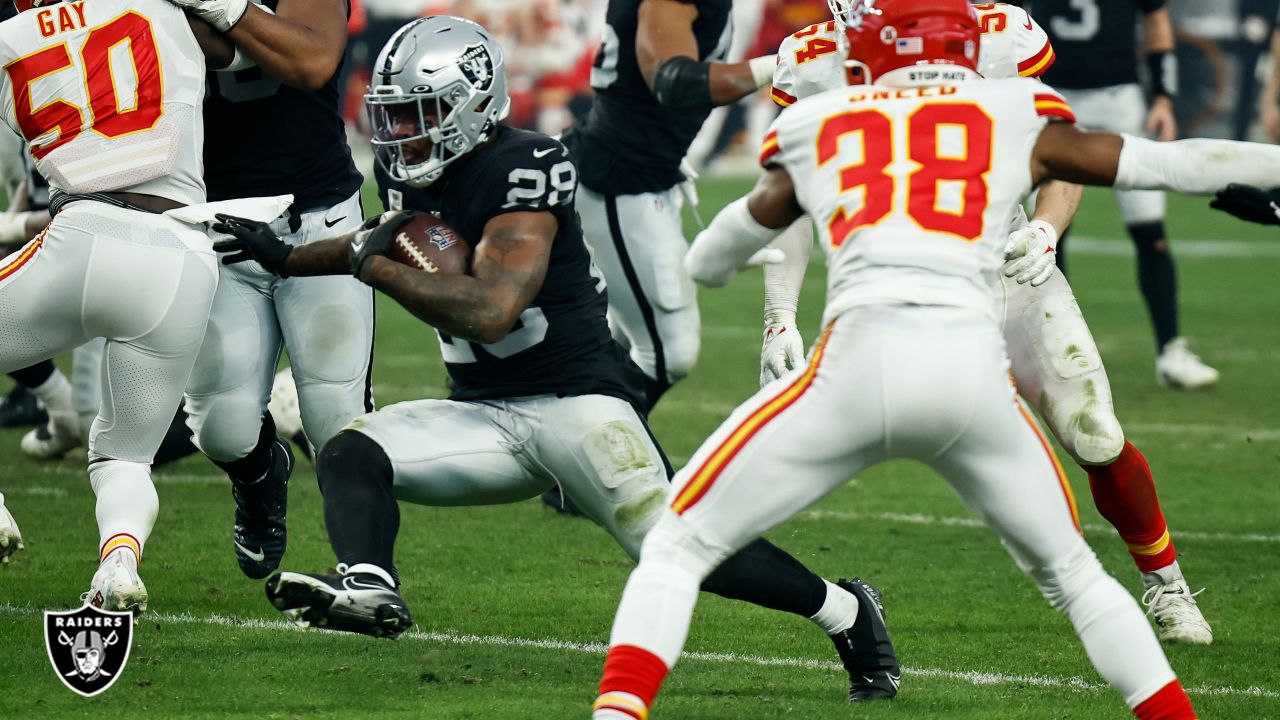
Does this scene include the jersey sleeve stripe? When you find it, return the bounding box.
[759,131,782,166]
[1017,41,1056,78]
[770,86,798,108]
[671,324,834,516]
[1035,100,1076,123]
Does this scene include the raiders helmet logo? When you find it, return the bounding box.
[458,43,495,92]
[44,605,133,697]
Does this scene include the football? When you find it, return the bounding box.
[387,211,472,275]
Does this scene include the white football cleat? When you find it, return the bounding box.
[0,500,24,565]
[20,410,82,460]
[1156,338,1219,390]
[1142,578,1212,645]
[83,550,148,614]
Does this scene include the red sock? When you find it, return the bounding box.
[1134,679,1196,719]
[596,644,669,717]
[1084,441,1177,573]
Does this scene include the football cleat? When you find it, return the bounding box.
[267,367,314,463]
[1156,338,1219,390]
[1142,578,1213,646]
[83,550,148,614]
[266,566,413,639]
[231,440,293,579]
[831,578,900,702]
[540,485,586,518]
[0,383,45,429]
[20,411,82,460]
[0,500,24,565]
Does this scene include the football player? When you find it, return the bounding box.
[1021,0,1217,389]
[562,0,779,412]
[754,0,1212,646]
[593,0,1280,716]
[216,16,902,703]
[153,0,372,580]
[0,0,237,610]
[0,490,21,564]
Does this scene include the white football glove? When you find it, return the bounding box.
[165,0,249,31]
[1002,219,1059,287]
[760,317,805,387]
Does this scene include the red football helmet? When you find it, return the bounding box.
[13,0,64,12]
[842,0,980,85]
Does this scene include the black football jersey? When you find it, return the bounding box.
[202,0,363,210]
[1018,0,1165,90]
[563,0,732,195]
[376,127,648,408]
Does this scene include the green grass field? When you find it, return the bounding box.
[1,182,1278,719]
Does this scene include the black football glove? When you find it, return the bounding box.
[212,214,293,277]
[1209,184,1280,227]
[349,211,415,279]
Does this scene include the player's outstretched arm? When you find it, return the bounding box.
[361,213,555,344]
[686,167,803,288]
[636,0,774,110]
[166,0,348,90]
[1031,122,1280,194]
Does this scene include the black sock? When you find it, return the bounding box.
[1128,221,1179,351]
[152,407,200,467]
[317,431,400,578]
[701,538,827,620]
[1054,227,1070,278]
[9,359,56,389]
[213,413,278,483]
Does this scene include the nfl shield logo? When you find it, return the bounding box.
[44,605,133,697]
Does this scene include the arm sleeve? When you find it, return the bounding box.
[1011,7,1057,78]
[770,36,800,108]
[762,218,812,324]
[685,196,785,287]
[1115,135,1280,194]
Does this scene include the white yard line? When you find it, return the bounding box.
[2,486,67,497]
[801,510,1280,544]
[0,603,1273,699]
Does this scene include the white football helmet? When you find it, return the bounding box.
[366,16,512,187]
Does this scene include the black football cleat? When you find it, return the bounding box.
[266,568,413,639]
[831,577,901,702]
[540,485,585,518]
[0,384,45,429]
[231,439,293,579]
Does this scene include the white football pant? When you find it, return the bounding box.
[999,269,1124,465]
[610,304,1177,708]
[347,393,670,557]
[184,191,373,462]
[1059,84,1165,225]
[577,185,701,388]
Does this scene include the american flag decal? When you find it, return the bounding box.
[895,37,923,55]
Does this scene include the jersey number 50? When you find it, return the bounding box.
[819,103,993,246]
[5,12,163,161]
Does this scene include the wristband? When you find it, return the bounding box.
[748,55,776,89]
[1145,51,1178,99]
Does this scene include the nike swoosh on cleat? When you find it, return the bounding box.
[234,540,266,562]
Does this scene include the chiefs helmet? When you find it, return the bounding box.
[12,0,65,12]
[842,0,979,86]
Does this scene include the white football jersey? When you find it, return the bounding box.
[0,0,207,205]
[760,75,1075,321]
[771,4,1054,107]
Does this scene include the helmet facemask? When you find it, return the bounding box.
[368,81,489,188]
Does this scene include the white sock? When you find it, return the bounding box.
[809,579,859,635]
[90,460,156,563]
[345,562,396,588]
[31,370,73,414]
[1141,560,1183,589]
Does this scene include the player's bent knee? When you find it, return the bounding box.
[636,511,728,582]
[316,430,392,495]
[1062,412,1125,466]
[185,398,265,463]
[1028,541,1108,612]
